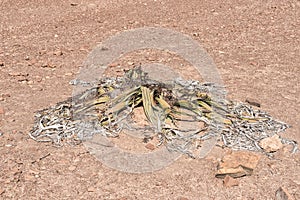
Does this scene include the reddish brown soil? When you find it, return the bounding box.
[0,0,299,199]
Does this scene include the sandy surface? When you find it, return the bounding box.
[0,0,299,199]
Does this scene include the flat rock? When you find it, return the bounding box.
[259,134,283,153]
[216,151,261,178]
[275,187,295,200]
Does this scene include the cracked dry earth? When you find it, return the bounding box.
[0,0,299,199]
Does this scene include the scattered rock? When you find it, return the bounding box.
[127,61,134,65]
[87,186,95,192]
[0,62,4,67]
[223,175,239,187]
[259,134,283,153]
[275,187,295,200]
[8,72,22,76]
[145,143,155,151]
[27,80,34,85]
[70,2,78,6]
[245,98,261,107]
[53,50,63,56]
[216,151,261,178]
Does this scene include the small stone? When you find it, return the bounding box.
[216,151,261,178]
[8,72,21,76]
[223,175,239,187]
[87,186,95,192]
[27,80,34,85]
[245,98,261,107]
[275,187,295,200]
[0,107,4,114]
[68,166,76,171]
[0,62,4,67]
[65,72,73,76]
[70,2,78,6]
[177,197,189,200]
[53,50,63,56]
[259,134,283,153]
[145,143,155,151]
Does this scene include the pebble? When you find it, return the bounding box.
[27,80,34,85]
[145,143,155,151]
[216,151,261,178]
[41,63,56,68]
[245,98,261,107]
[8,72,22,76]
[53,50,63,56]
[87,186,96,192]
[223,175,239,187]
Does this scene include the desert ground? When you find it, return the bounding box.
[0,0,299,199]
